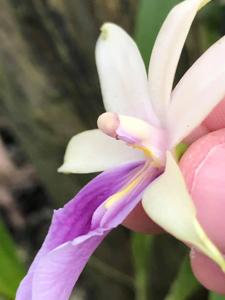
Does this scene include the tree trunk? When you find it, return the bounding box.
[0,0,138,204]
[0,1,139,300]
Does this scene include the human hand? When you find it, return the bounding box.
[180,98,225,294]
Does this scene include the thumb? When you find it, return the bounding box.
[180,128,225,294]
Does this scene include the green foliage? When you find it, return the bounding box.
[0,220,25,299]
[165,255,201,300]
[135,0,181,66]
[209,293,225,300]
[176,143,188,161]
[132,233,153,300]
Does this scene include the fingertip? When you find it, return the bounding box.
[180,128,225,251]
[181,129,225,295]
[190,249,225,295]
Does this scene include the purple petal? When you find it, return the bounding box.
[32,233,105,300]
[16,161,159,300]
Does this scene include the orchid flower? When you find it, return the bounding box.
[16,0,225,299]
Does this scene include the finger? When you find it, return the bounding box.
[122,202,163,234]
[180,128,225,293]
[203,97,225,131]
[180,128,225,251]
[190,249,225,294]
[184,97,225,144]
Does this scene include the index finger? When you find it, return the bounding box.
[185,97,225,144]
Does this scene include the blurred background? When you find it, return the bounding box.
[0,0,224,299]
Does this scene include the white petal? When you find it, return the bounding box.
[142,152,225,272]
[168,35,225,147]
[96,23,159,125]
[58,129,144,174]
[148,0,211,121]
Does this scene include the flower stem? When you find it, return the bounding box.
[132,233,153,300]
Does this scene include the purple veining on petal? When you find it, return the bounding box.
[92,164,161,229]
[16,161,148,300]
[31,232,106,300]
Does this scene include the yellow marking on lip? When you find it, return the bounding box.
[104,145,163,209]
[105,172,145,209]
[132,145,153,158]
[132,144,162,168]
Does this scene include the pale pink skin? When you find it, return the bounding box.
[180,128,225,294]
[124,98,225,293]
[181,99,225,294]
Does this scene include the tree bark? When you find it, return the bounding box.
[0,0,138,204]
[0,1,138,300]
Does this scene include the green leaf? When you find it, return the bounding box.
[135,0,181,66]
[176,143,188,161]
[209,292,225,300]
[132,233,153,300]
[0,220,25,299]
[165,255,201,300]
